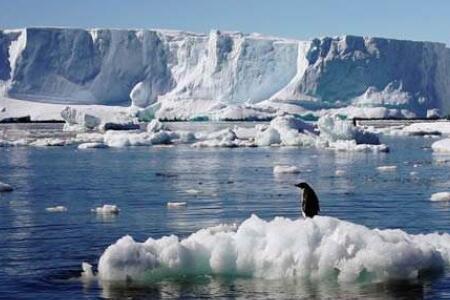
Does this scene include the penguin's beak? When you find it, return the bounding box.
[294,183,301,188]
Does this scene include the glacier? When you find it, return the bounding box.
[1,27,450,120]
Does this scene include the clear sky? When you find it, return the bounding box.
[1,0,449,44]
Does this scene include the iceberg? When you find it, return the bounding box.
[1,28,450,120]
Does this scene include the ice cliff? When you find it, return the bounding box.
[1,27,450,119]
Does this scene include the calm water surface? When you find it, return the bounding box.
[1,125,450,299]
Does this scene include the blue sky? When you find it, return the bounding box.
[1,0,449,44]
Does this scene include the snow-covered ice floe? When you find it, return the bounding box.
[92,205,120,214]
[432,139,450,153]
[46,206,68,212]
[430,192,450,202]
[273,165,300,174]
[0,181,13,192]
[95,215,450,284]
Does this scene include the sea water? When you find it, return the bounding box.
[1,124,450,299]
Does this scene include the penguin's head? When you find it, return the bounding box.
[295,182,309,190]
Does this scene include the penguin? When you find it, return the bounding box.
[295,182,320,218]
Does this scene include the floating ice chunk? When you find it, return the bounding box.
[147,119,166,133]
[92,205,120,214]
[404,122,450,136]
[81,262,95,280]
[335,170,346,176]
[97,215,450,283]
[377,165,397,171]
[0,182,13,192]
[46,206,68,212]
[61,107,101,131]
[329,140,389,152]
[410,171,419,176]
[318,115,380,145]
[185,189,200,195]
[255,126,281,146]
[432,139,450,153]
[167,201,187,208]
[273,165,300,174]
[78,142,108,149]
[430,192,450,202]
[30,138,66,147]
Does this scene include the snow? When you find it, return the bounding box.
[92,204,120,214]
[376,165,397,172]
[1,28,450,120]
[167,202,187,208]
[273,165,300,174]
[0,181,13,192]
[46,206,68,212]
[432,138,450,152]
[97,214,450,284]
[430,192,450,202]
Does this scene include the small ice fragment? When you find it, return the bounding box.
[335,170,346,176]
[185,189,200,195]
[0,182,13,192]
[376,165,397,172]
[92,204,120,214]
[78,142,108,149]
[167,202,187,208]
[430,192,450,202]
[46,206,68,212]
[273,165,300,174]
[81,262,95,279]
[410,171,418,176]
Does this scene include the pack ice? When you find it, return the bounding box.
[1,28,450,121]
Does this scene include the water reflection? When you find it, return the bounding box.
[98,276,425,299]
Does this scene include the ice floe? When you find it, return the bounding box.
[430,192,450,202]
[167,202,187,208]
[96,215,450,284]
[273,165,300,174]
[0,181,13,192]
[78,142,108,149]
[46,206,68,212]
[92,205,120,214]
[432,139,450,153]
[376,165,397,172]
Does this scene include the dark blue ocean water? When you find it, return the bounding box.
[1,131,450,299]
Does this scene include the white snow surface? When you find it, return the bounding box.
[1,28,450,120]
[97,214,450,284]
